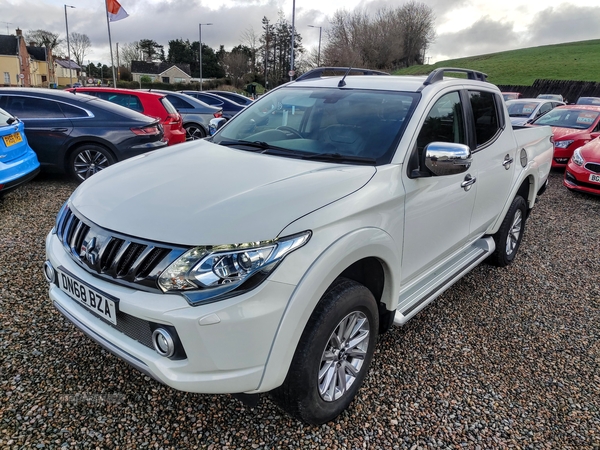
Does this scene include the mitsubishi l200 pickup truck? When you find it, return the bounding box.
[44,67,553,424]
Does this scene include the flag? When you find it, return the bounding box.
[106,0,129,22]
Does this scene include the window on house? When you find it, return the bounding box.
[3,72,10,85]
[162,77,169,83]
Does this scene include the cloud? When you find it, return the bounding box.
[430,16,520,61]
[526,4,600,44]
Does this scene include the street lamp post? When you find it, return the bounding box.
[289,0,295,81]
[308,25,322,67]
[64,4,75,87]
[198,23,212,91]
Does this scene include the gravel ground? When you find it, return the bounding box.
[1,171,599,449]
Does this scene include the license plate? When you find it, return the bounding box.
[590,174,600,184]
[56,267,119,325]
[2,132,23,147]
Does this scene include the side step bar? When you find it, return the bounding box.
[393,237,495,326]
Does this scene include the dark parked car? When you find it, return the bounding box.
[145,89,222,140]
[0,88,167,181]
[205,90,254,106]
[0,106,40,195]
[180,91,245,120]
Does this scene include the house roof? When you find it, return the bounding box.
[55,59,81,69]
[131,61,191,76]
[0,35,18,56]
[27,46,47,62]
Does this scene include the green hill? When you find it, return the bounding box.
[394,40,600,85]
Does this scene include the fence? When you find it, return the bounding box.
[497,79,600,103]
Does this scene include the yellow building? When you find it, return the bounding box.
[0,29,52,87]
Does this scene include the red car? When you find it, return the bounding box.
[67,87,186,146]
[564,137,600,196]
[530,105,600,168]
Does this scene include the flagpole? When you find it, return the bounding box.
[105,0,117,87]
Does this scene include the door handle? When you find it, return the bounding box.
[503,154,514,169]
[51,128,69,132]
[461,174,476,191]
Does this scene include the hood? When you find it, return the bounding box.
[551,126,587,141]
[70,140,376,245]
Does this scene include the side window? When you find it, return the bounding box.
[411,91,465,174]
[167,95,192,109]
[4,96,65,119]
[59,102,88,118]
[198,95,221,106]
[468,90,500,147]
[416,91,466,152]
[538,102,552,116]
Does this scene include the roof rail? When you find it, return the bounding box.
[423,67,488,86]
[295,67,390,82]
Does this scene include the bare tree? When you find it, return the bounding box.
[222,51,250,88]
[25,29,61,84]
[322,2,435,70]
[241,27,260,77]
[69,32,91,67]
[119,41,144,68]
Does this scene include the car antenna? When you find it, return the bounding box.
[338,67,352,87]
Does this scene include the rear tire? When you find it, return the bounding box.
[68,144,115,182]
[270,278,379,424]
[184,123,206,140]
[489,195,527,267]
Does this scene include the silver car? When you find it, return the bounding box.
[145,89,223,140]
[506,98,565,126]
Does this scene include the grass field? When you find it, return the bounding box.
[394,39,600,85]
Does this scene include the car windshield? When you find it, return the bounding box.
[212,86,419,165]
[506,101,538,118]
[532,108,599,129]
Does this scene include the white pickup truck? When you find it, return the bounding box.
[44,67,553,424]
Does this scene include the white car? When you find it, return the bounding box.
[45,67,553,424]
[506,98,565,126]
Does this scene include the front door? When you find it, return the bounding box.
[401,90,477,285]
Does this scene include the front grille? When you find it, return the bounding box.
[56,205,187,291]
[584,162,600,173]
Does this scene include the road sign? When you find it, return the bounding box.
[88,78,94,84]
[288,70,295,77]
[18,73,24,79]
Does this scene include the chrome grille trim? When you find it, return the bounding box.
[56,205,188,292]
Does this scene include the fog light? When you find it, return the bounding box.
[152,328,175,357]
[43,261,55,283]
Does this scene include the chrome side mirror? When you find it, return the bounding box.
[424,142,472,176]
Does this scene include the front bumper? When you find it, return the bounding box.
[564,165,600,196]
[46,231,295,394]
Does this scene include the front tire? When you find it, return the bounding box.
[68,144,115,182]
[489,195,527,267]
[271,278,379,424]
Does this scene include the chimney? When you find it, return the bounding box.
[29,41,36,47]
[16,28,22,37]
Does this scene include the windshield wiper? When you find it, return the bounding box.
[301,152,377,164]
[216,139,295,153]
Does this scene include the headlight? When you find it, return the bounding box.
[554,140,574,149]
[571,148,585,166]
[158,231,311,303]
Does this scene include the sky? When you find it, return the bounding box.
[1,0,600,67]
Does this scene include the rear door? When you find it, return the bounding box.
[0,95,74,168]
[467,90,516,236]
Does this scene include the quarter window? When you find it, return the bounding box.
[468,91,500,147]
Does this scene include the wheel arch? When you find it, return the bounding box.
[256,227,400,393]
[64,139,118,167]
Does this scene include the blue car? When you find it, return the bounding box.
[0,107,40,195]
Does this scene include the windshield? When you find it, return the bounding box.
[211,86,419,165]
[533,108,599,129]
[506,101,538,118]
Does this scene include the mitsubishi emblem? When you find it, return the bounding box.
[81,237,97,265]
